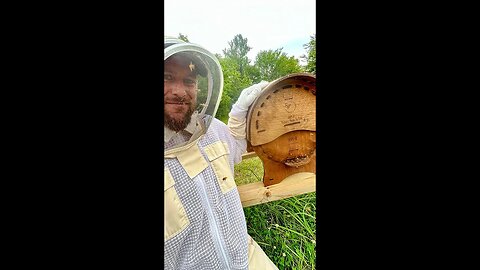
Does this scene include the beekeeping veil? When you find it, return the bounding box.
[164,37,223,154]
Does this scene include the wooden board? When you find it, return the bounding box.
[241,151,258,160]
[236,172,316,208]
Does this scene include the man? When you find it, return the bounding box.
[164,37,278,269]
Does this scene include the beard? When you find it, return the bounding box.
[164,105,195,132]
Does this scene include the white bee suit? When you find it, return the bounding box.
[164,116,277,270]
[164,37,277,270]
[164,115,246,269]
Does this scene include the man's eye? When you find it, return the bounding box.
[164,74,173,81]
[184,79,195,86]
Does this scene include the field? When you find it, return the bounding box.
[234,157,317,270]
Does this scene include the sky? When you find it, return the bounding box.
[165,0,315,65]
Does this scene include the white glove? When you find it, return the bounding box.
[228,81,269,140]
[234,81,270,112]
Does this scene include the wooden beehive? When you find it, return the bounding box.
[246,73,316,186]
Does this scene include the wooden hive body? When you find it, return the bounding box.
[246,73,316,186]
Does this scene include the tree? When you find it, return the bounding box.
[222,34,252,77]
[301,34,316,74]
[253,48,303,82]
[215,56,252,123]
[244,64,261,84]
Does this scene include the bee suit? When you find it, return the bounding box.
[164,37,277,270]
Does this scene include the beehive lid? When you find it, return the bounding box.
[246,73,316,146]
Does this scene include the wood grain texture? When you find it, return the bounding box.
[237,172,316,208]
[246,73,316,146]
[254,130,316,186]
[241,151,258,160]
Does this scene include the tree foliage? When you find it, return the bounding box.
[222,34,251,77]
[243,64,261,84]
[215,56,252,122]
[253,48,302,82]
[301,34,316,74]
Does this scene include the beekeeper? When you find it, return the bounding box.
[164,36,278,270]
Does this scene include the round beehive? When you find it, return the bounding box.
[246,73,316,186]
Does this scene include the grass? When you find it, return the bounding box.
[234,157,316,270]
[234,157,265,185]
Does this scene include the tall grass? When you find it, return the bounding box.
[235,157,316,270]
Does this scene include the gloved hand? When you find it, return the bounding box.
[234,81,270,112]
[228,81,270,140]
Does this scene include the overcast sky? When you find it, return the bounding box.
[165,0,315,65]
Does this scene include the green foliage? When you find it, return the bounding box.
[234,158,316,270]
[301,34,316,74]
[222,34,252,76]
[216,56,252,123]
[234,157,264,185]
[244,194,316,270]
[254,48,303,82]
[195,76,208,112]
[215,91,231,124]
[244,64,262,84]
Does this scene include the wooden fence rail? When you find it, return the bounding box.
[237,152,316,208]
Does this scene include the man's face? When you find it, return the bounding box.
[164,55,198,131]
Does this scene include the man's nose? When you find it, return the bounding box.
[170,81,187,97]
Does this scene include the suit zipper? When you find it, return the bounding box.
[194,174,230,269]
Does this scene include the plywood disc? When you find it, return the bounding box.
[246,73,316,147]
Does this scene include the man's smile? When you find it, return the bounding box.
[165,101,190,105]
